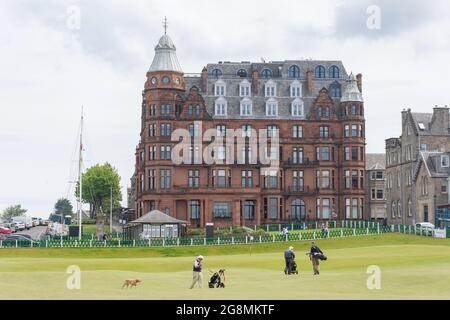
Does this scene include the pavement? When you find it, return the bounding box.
[15,226,47,240]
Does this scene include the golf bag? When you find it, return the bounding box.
[208,269,225,288]
[284,259,298,275]
[309,252,327,261]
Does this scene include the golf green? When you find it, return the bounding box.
[0,233,449,299]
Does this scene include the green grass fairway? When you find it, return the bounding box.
[1,233,450,300]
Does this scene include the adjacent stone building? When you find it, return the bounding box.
[365,153,386,222]
[133,27,366,227]
[414,151,450,224]
[385,107,450,225]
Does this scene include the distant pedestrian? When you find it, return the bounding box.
[190,255,204,289]
[309,242,324,275]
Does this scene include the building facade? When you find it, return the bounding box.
[385,107,450,225]
[414,151,450,224]
[365,153,386,222]
[133,29,366,227]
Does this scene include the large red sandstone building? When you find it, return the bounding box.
[133,29,366,227]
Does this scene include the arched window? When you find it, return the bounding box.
[195,105,201,115]
[315,65,326,78]
[314,66,325,78]
[237,69,247,77]
[408,198,412,217]
[397,201,401,218]
[261,68,273,79]
[330,82,342,98]
[391,201,396,218]
[291,199,306,221]
[212,69,222,78]
[329,65,340,78]
[288,65,300,79]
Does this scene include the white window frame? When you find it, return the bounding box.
[291,98,304,118]
[214,97,227,116]
[290,80,302,98]
[214,80,226,97]
[239,79,251,97]
[240,98,253,116]
[265,98,278,116]
[265,80,277,97]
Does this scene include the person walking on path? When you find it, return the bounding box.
[309,242,323,275]
[190,255,204,289]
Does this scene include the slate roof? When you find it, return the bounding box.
[130,210,187,224]
[366,153,386,170]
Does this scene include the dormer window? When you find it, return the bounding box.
[215,97,227,116]
[288,65,300,79]
[315,65,326,78]
[261,69,273,79]
[240,98,253,116]
[291,98,304,118]
[215,80,226,96]
[237,69,247,77]
[329,65,340,78]
[442,155,449,167]
[212,69,222,78]
[330,82,342,98]
[239,79,251,97]
[290,81,302,97]
[265,80,276,97]
[266,98,278,116]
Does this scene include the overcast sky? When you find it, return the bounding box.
[1,0,450,218]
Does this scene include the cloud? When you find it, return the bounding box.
[333,0,444,39]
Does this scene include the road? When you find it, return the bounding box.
[16,226,47,240]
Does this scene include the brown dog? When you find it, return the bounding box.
[122,279,142,289]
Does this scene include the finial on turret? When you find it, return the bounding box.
[163,16,168,35]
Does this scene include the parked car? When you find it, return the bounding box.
[13,222,26,231]
[12,216,32,230]
[5,223,17,233]
[0,226,12,234]
[4,234,33,241]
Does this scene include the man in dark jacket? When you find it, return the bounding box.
[310,242,323,275]
[284,246,295,274]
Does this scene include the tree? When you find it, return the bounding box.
[1,205,27,222]
[55,198,73,217]
[75,163,122,238]
[49,198,74,222]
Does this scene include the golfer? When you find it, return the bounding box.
[309,242,323,275]
[190,255,204,289]
[284,246,295,274]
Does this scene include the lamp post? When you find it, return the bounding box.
[110,184,113,234]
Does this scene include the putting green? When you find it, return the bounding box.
[1,233,450,300]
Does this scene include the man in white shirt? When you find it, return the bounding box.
[190,255,204,289]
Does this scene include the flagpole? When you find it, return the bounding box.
[78,106,84,241]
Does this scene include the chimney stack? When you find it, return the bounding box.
[356,73,362,93]
[252,68,259,94]
[306,70,313,96]
[201,66,208,93]
[430,106,450,135]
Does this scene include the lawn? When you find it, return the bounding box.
[1,233,450,300]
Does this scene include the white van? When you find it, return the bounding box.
[415,222,435,235]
